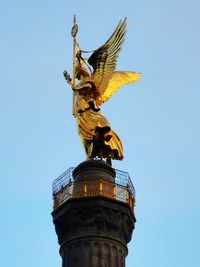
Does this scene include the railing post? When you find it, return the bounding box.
[99,180,103,195]
[60,187,64,204]
[53,195,58,210]
[68,181,72,198]
[113,184,116,199]
[129,197,133,208]
[84,181,87,196]
[126,189,130,203]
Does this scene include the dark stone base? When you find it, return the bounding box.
[73,160,116,183]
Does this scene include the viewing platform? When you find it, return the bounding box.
[52,160,135,211]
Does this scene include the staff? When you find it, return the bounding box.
[71,15,78,116]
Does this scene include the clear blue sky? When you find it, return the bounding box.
[1,0,200,266]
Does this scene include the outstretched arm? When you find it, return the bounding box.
[63,70,73,87]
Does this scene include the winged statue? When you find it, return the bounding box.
[64,16,141,165]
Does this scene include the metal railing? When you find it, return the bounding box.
[52,166,135,211]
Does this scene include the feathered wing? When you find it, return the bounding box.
[88,18,127,97]
[96,71,141,106]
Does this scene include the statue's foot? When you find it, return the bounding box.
[106,156,112,166]
[86,156,93,161]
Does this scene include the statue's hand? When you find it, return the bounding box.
[63,70,72,85]
[88,101,100,112]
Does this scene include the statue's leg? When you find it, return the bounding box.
[82,139,93,160]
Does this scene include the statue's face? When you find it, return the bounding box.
[75,71,81,80]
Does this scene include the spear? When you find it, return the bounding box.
[71,15,78,116]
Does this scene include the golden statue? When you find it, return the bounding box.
[64,16,141,165]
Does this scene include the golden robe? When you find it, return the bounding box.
[74,80,123,160]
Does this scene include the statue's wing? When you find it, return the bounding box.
[96,71,141,106]
[88,18,127,96]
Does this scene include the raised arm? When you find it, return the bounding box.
[63,70,73,87]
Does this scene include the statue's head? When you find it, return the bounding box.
[75,65,90,80]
